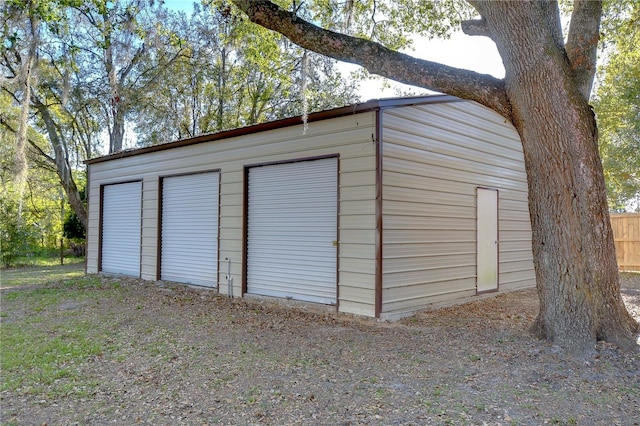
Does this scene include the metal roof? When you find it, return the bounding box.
[86,94,460,165]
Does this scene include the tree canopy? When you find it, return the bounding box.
[593,1,640,211]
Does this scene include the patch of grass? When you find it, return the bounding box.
[4,287,70,312]
[12,253,85,268]
[1,272,126,397]
[1,320,104,396]
[617,383,640,396]
[1,275,109,313]
[1,262,85,287]
[59,275,108,290]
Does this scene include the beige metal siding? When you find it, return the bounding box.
[86,113,377,316]
[380,101,534,319]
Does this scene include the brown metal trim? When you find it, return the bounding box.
[97,184,104,272]
[85,167,90,275]
[496,189,500,293]
[215,173,222,293]
[156,176,164,280]
[138,181,143,278]
[374,109,384,318]
[241,166,250,296]
[335,155,341,313]
[156,169,222,287]
[244,153,339,170]
[159,169,221,179]
[86,95,460,165]
[243,154,341,305]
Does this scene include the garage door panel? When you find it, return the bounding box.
[161,172,219,287]
[101,181,142,276]
[255,276,335,291]
[247,158,338,305]
[248,252,336,264]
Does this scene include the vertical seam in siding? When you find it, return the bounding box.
[375,108,383,318]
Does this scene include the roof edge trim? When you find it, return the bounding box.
[86,94,460,165]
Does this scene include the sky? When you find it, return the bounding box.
[348,32,505,100]
[161,0,506,100]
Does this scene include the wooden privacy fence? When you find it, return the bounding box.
[611,213,640,271]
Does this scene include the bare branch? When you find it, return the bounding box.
[232,0,511,119]
[118,44,146,82]
[129,48,188,98]
[566,0,602,100]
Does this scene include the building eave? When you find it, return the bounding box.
[86,94,459,165]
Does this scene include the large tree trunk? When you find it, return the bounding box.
[483,2,638,353]
[35,101,88,230]
[516,88,638,353]
[109,108,125,154]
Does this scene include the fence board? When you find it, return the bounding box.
[611,213,640,271]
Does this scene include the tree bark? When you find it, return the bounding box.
[476,1,638,353]
[110,107,125,154]
[232,0,639,354]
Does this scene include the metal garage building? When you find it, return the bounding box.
[86,95,535,320]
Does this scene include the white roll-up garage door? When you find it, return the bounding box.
[247,157,338,304]
[161,172,219,287]
[101,181,142,276]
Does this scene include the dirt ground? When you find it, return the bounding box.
[1,272,639,426]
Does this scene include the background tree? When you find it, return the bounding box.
[0,97,71,267]
[132,3,359,146]
[231,0,639,354]
[1,1,97,228]
[593,1,639,211]
[2,0,186,228]
[70,0,187,153]
[1,0,359,246]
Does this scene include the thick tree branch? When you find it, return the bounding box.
[32,95,88,229]
[119,44,146,83]
[461,18,490,37]
[566,0,602,100]
[0,115,56,165]
[232,0,511,120]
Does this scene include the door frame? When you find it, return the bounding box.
[242,154,340,306]
[476,187,499,294]
[157,169,221,288]
[98,180,143,276]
